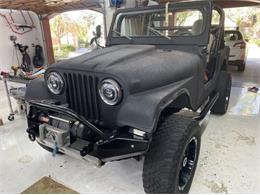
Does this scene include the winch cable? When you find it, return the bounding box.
[52,141,59,157]
[48,132,59,157]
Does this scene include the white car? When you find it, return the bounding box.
[224,30,248,72]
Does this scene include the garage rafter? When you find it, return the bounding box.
[159,0,260,8]
[0,0,104,15]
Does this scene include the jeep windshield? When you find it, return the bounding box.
[109,5,208,45]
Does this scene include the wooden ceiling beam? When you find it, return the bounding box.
[0,0,103,15]
[159,0,260,8]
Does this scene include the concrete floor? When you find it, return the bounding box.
[0,46,259,193]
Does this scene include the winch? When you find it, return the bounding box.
[38,114,95,143]
[39,123,70,148]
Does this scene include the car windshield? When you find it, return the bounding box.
[112,8,205,40]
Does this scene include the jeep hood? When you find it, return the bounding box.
[51,45,201,93]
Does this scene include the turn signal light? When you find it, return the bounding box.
[233,42,246,49]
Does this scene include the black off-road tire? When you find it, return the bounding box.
[211,71,232,115]
[143,115,201,194]
[238,62,245,72]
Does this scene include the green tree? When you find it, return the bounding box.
[50,11,99,49]
[225,7,260,40]
[225,7,259,27]
[77,12,98,46]
[50,15,70,49]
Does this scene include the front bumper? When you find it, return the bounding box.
[228,60,244,66]
[27,100,149,163]
[229,49,246,62]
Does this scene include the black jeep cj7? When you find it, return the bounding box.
[25,1,231,193]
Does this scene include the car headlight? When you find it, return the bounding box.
[46,72,64,95]
[99,79,122,106]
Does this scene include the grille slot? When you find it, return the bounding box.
[64,73,100,123]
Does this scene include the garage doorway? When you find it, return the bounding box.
[49,10,104,62]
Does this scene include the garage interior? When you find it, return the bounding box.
[0,0,260,193]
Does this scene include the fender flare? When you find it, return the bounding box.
[116,78,195,133]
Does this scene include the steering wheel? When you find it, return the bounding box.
[178,31,193,36]
[175,29,193,36]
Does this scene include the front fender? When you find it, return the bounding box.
[25,78,50,101]
[116,78,194,133]
[25,78,66,104]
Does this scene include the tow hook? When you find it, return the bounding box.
[26,128,36,142]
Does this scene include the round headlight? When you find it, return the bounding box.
[99,79,122,106]
[46,72,64,95]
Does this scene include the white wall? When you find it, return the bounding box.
[0,9,45,72]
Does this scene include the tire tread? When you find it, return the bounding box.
[143,115,201,194]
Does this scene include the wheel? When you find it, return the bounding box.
[37,142,63,155]
[143,115,201,194]
[8,115,14,121]
[211,71,232,115]
[238,62,245,72]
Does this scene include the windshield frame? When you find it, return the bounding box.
[107,1,212,46]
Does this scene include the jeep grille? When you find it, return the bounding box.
[63,73,100,124]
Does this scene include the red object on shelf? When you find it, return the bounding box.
[0,71,10,78]
[248,87,259,93]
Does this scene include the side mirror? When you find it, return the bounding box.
[95,25,101,38]
[245,38,249,42]
[90,25,104,49]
